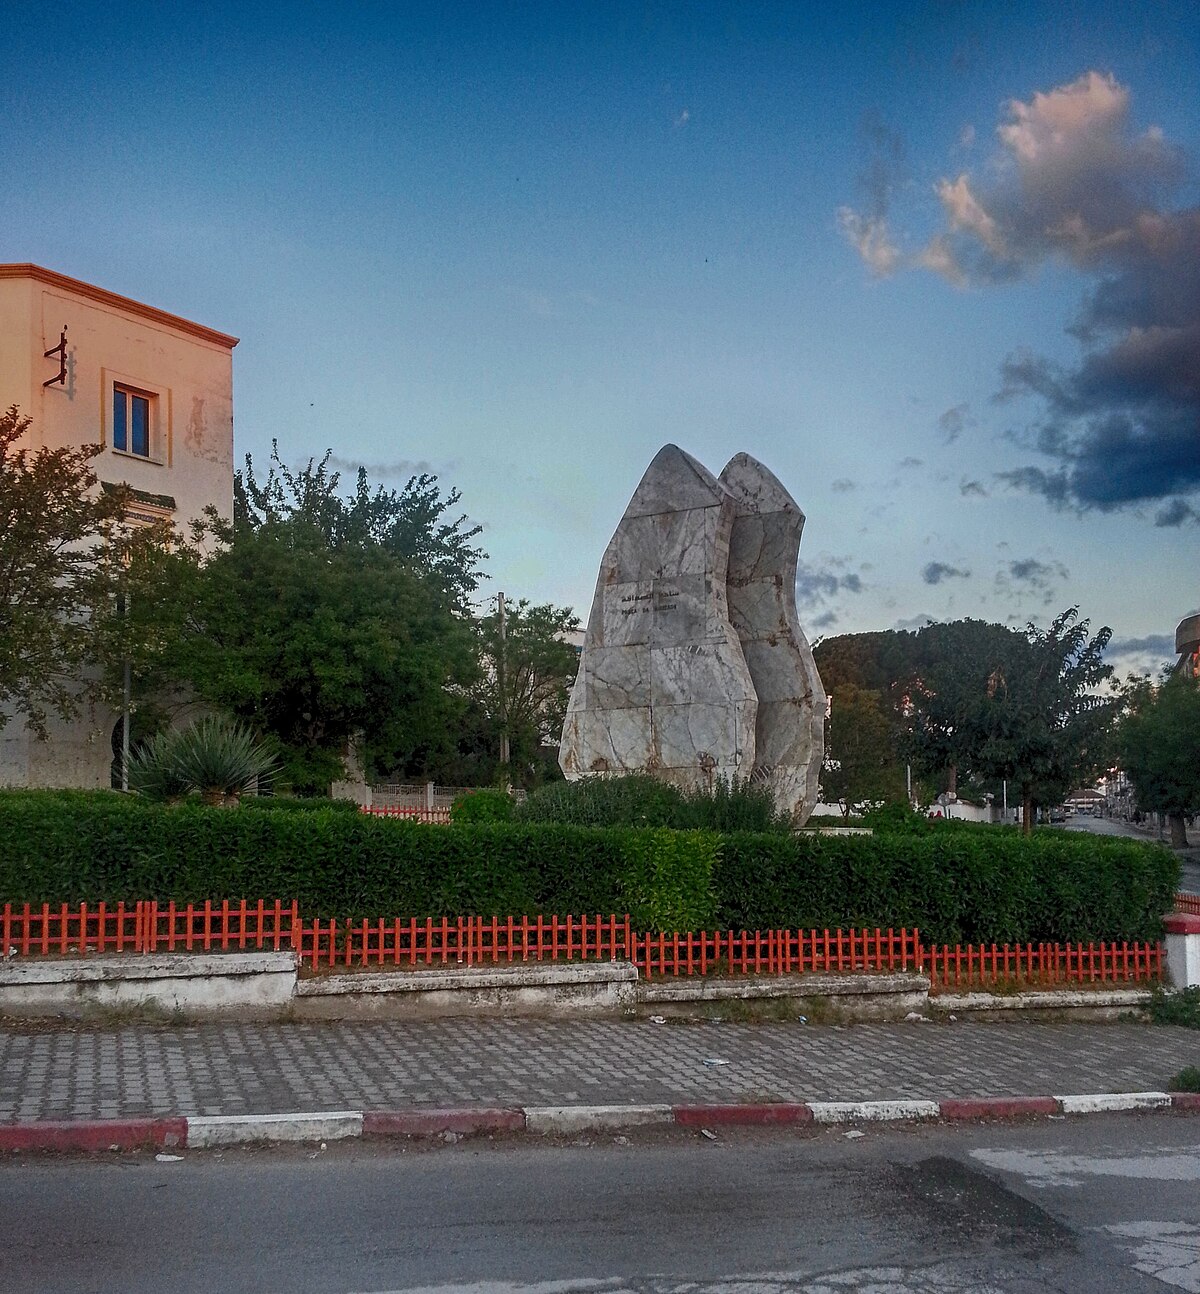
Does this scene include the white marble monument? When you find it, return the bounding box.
[560,444,826,823]
[559,444,757,789]
[720,453,827,822]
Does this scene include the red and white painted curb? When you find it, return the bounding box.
[1,1092,1198,1152]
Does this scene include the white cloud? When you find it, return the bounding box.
[836,208,900,277]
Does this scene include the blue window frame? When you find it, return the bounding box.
[112,386,151,457]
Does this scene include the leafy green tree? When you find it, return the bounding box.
[820,681,908,819]
[906,609,1114,834]
[1118,673,1200,847]
[0,406,168,736]
[166,517,477,793]
[237,442,486,610]
[471,597,580,788]
[119,446,488,795]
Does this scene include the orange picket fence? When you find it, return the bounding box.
[294,913,632,971]
[1,899,1179,992]
[924,939,1162,991]
[360,806,453,824]
[1174,892,1200,916]
[0,900,299,957]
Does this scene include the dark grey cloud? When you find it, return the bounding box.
[938,403,972,443]
[898,456,924,470]
[328,455,440,478]
[1104,632,1178,678]
[922,561,971,585]
[1156,498,1199,527]
[960,479,989,498]
[846,71,1200,519]
[835,112,908,276]
[1107,633,1175,657]
[995,324,1200,513]
[893,613,940,632]
[995,556,1069,605]
[857,111,908,223]
[831,478,858,493]
[795,560,867,614]
[928,74,1200,517]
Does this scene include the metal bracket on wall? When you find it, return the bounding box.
[43,325,68,387]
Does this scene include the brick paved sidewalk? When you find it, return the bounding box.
[2,1017,1198,1123]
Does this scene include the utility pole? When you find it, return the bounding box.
[497,592,509,778]
[121,657,131,792]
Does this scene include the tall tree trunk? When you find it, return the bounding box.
[948,764,957,797]
[1022,785,1034,837]
[1169,812,1189,848]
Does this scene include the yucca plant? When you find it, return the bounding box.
[126,729,193,803]
[171,717,279,806]
[127,716,278,806]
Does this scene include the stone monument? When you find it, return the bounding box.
[720,453,826,821]
[560,443,825,823]
[558,444,758,789]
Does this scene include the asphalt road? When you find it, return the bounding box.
[4,1116,1200,1293]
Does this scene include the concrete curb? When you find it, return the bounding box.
[3,1093,1198,1152]
[0,1117,186,1152]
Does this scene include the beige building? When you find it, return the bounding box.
[0,263,238,788]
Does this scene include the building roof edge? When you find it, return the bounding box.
[0,264,239,350]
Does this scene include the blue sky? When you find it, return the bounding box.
[4,1,1198,676]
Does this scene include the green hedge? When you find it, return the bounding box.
[0,791,1177,943]
[0,791,714,932]
[715,828,1178,945]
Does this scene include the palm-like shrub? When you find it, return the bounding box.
[128,717,278,806]
[126,730,193,803]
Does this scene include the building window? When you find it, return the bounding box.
[113,385,152,457]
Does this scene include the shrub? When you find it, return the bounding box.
[862,803,931,834]
[451,788,514,824]
[0,790,709,931]
[239,796,360,813]
[516,774,687,827]
[126,730,192,803]
[712,827,1178,945]
[515,773,791,833]
[0,790,1178,944]
[1151,986,1200,1030]
[1168,1066,1200,1092]
[128,717,278,805]
[617,829,719,930]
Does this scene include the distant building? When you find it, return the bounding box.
[1176,613,1200,679]
[0,264,238,788]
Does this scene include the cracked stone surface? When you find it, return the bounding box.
[721,452,826,823]
[561,444,758,789]
[560,445,825,820]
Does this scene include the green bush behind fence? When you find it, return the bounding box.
[0,791,1177,943]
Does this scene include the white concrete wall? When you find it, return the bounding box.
[0,953,296,1018]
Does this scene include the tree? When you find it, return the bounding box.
[157,514,478,794]
[906,609,1115,834]
[1117,674,1200,846]
[471,597,580,788]
[820,681,908,818]
[237,442,487,611]
[0,406,166,736]
[118,447,491,794]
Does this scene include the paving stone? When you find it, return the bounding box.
[1,1017,1197,1121]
